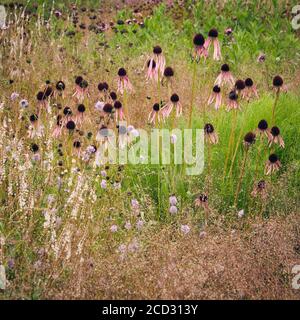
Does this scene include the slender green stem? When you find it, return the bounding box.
[234,148,249,208]
[188,61,197,128]
[271,88,280,126]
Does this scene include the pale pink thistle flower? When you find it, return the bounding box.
[110,225,118,233]
[180,224,191,234]
[169,205,178,215]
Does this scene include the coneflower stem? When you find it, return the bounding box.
[188,61,197,128]
[123,89,130,124]
[234,148,249,208]
[223,109,237,181]
[253,135,263,183]
[207,142,212,195]
[271,88,280,126]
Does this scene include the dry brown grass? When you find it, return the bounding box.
[47,213,300,300]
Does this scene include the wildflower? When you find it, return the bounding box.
[257,53,266,63]
[194,193,208,210]
[125,221,132,230]
[251,180,268,199]
[162,66,174,87]
[101,170,107,177]
[95,101,105,111]
[110,224,118,232]
[243,132,256,148]
[242,78,259,100]
[19,99,29,109]
[268,126,285,148]
[11,92,19,101]
[235,79,245,93]
[146,59,158,82]
[148,103,161,124]
[101,179,107,189]
[152,45,166,76]
[136,219,144,230]
[208,85,222,110]
[30,143,39,153]
[114,100,125,122]
[161,93,182,118]
[237,209,244,218]
[273,75,287,92]
[117,68,133,94]
[193,33,208,60]
[205,28,222,60]
[224,28,233,36]
[128,238,140,252]
[204,123,219,144]
[55,81,65,96]
[109,91,117,102]
[257,119,268,137]
[226,91,239,111]
[28,113,44,138]
[180,224,191,234]
[75,104,85,125]
[265,154,281,175]
[169,195,177,206]
[36,91,47,109]
[199,231,207,238]
[73,76,89,101]
[215,64,235,87]
[98,82,109,100]
[169,205,178,214]
[52,115,63,138]
[66,120,76,131]
[103,103,113,116]
[118,244,127,254]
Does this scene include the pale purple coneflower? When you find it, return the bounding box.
[145,59,158,82]
[193,33,208,60]
[114,100,125,122]
[52,115,63,138]
[268,126,285,148]
[72,77,90,101]
[74,104,86,125]
[204,123,219,144]
[208,85,222,110]
[161,93,182,119]
[215,64,235,87]
[226,91,240,111]
[95,101,105,111]
[148,103,161,124]
[152,45,166,76]
[205,28,222,60]
[242,78,259,100]
[265,154,281,175]
[117,68,133,94]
